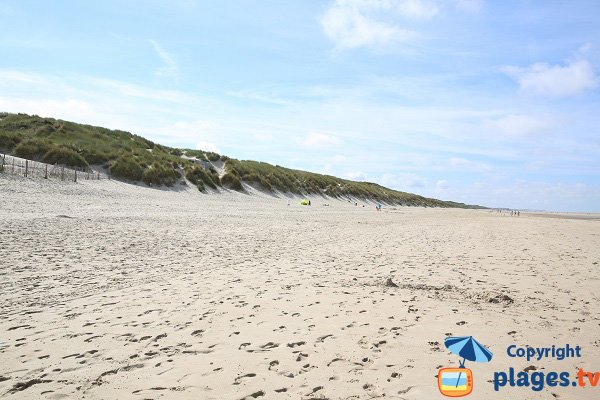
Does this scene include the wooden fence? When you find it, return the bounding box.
[0,154,109,182]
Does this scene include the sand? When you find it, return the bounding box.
[1,175,599,399]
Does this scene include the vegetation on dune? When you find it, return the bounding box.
[0,131,22,152]
[41,146,89,168]
[109,156,144,181]
[13,139,53,160]
[185,165,221,191]
[0,112,483,208]
[0,113,204,184]
[142,163,180,186]
[220,173,243,191]
[220,158,462,206]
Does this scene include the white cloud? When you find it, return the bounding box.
[320,0,418,50]
[150,40,179,80]
[503,57,597,97]
[196,141,221,154]
[396,0,439,19]
[0,97,95,121]
[302,132,341,148]
[344,170,368,181]
[483,114,552,137]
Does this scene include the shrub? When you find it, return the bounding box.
[42,146,89,168]
[205,152,220,162]
[14,139,54,160]
[34,124,56,137]
[109,156,144,181]
[80,149,111,164]
[186,166,220,191]
[0,132,22,152]
[220,172,243,191]
[142,163,178,186]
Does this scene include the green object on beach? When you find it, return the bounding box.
[300,199,309,205]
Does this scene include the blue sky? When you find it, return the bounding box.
[1,0,599,211]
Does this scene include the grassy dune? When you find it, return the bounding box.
[0,112,482,208]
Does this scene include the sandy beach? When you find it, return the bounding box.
[1,176,599,399]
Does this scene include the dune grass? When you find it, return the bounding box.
[0,112,482,208]
[185,165,221,191]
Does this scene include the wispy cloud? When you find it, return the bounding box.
[320,0,418,50]
[503,49,598,97]
[150,39,179,81]
[319,0,479,50]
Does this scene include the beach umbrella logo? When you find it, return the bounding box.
[437,336,493,397]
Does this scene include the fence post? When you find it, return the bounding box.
[0,153,4,172]
[74,169,77,182]
[25,160,28,177]
[45,164,48,179]
[97,172,100,180]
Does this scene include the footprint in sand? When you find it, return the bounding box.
[233,373,257,385]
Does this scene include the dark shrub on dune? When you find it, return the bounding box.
[142,163,179,186]
[220,172,243,191]
[186,165,220,191]
[109,156,144,181]
[205,152,221,162]
[42,146,89,168]
[80,148,111,165]
[14,139,54,160]
[0,132,22,152]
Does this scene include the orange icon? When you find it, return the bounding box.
[438,367,473,397]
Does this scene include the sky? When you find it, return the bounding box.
[1,0,599,211]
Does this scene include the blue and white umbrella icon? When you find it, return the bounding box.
[444,336,493,388]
